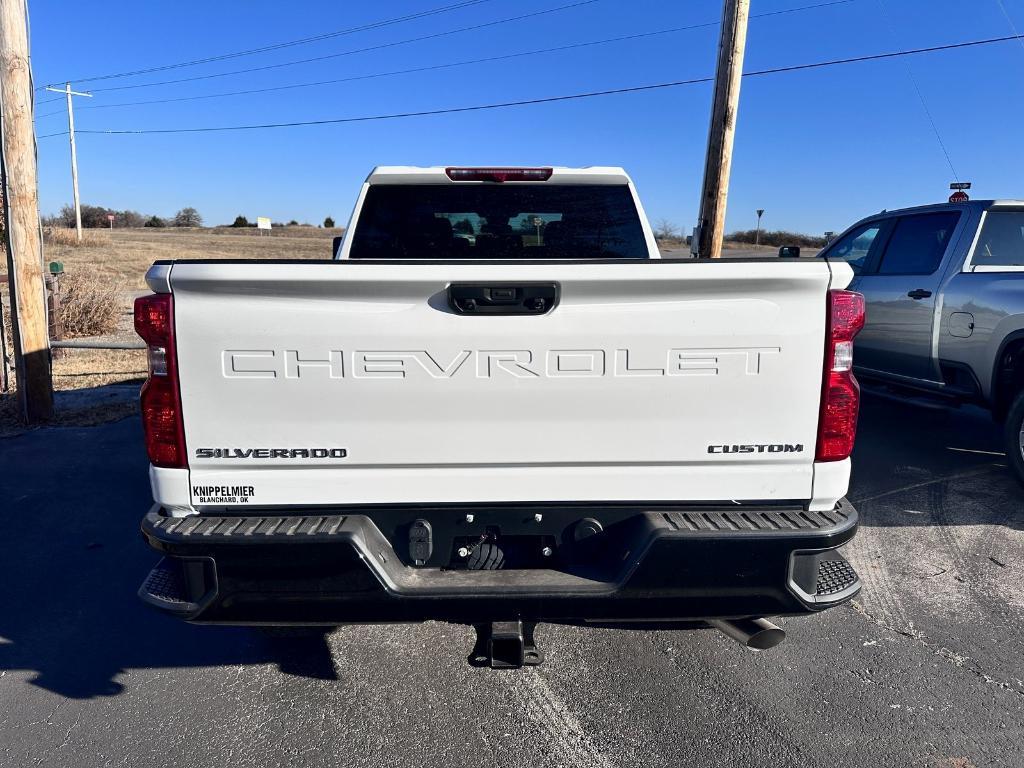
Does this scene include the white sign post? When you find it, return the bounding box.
[948,182,971,203]
[532,216,544,246]
[256,217,271,236]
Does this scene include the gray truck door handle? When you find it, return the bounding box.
[907,289,932,300]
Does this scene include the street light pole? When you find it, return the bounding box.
[44,82,91,243]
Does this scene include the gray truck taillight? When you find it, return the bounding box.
[134,293,187,469]
[816,290,866,462]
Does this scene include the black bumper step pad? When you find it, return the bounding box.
[141,557,189,605]
[661,506,851,534]
[789,548,861,606]
[816,557,859,597]
[148,514,348,540]
[138,557,217,615]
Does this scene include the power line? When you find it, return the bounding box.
[38,0,499,88]
[34,0,856,117]
[992,0,1024,54]
[77,1,602,94]
[874,0,959,182]
[35,32,1023,139]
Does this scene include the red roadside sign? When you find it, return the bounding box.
[949,190,969,203]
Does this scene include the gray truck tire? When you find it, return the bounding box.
[1005,389,1024,487]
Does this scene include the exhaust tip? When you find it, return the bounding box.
[710,618,786,651]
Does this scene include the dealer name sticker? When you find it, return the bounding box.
[192,485,256,504]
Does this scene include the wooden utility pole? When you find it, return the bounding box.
[1,0,55,422]
[694,0,750,259]
[45,82,91,243]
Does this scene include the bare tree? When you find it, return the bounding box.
[117,210,146,228]
[653,217,679,241]
[173,207,202,228]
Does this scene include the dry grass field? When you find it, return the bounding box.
[1,226,343,433]
[43,225,342,290]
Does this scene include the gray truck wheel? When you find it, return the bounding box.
[1005,389,1024,487]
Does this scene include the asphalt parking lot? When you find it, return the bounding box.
[1,397,1021,768]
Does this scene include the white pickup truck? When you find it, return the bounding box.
[135,166,865,667]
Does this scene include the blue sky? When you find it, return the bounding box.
[28,0,1024,234]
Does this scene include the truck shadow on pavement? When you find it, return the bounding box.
[852,396,1023,528]
[0,417,337,700]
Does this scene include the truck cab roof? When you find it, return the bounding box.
[861,199,1024,223]
[365,166,634,186]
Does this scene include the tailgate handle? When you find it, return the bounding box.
[448,282,558,315]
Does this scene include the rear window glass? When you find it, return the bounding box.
[349,184,648,259]
[972,211,1024,267]
[877,212,960,275]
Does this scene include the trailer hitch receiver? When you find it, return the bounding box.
[469,621,544,668]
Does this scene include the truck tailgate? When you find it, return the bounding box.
[164,260,841,507]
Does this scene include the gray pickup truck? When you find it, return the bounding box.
[819,200,1024,483]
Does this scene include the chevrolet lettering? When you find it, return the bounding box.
[221,347,781,380]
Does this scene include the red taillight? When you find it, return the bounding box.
[816,290,866,462]
[445,167,553,183]
[134,293,186,468]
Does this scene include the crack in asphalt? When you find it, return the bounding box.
[850,601,1024,697]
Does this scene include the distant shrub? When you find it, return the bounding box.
[287,219,299,226]
[117,210,146,228]
[76,205,113,229]
[324,216,335,228]
[144,216,166,228]
[42,227,108,247]
[57,273,122,338]
[725,229,827,248]
[231,215,250,228]
[46,204,168,229]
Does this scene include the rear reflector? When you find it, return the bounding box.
[445,167,553,183]
[816,290,866,462]
[134,293,187,469]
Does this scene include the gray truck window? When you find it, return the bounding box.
[972,211,1024,267]
[877,212,960,275]
[823,222,882,274]
[349,184,648,259]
